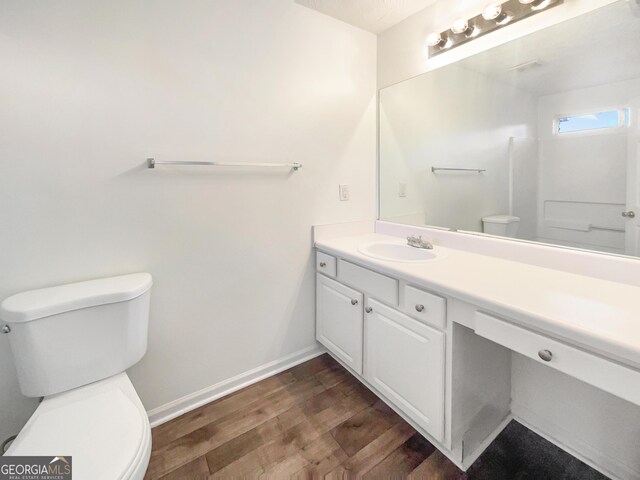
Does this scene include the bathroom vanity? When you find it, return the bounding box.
[314,225,640,476]
[360,2,640,475]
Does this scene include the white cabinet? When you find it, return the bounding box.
[316,274,364,374]
[365,299,445,443]
[316,255,446,446]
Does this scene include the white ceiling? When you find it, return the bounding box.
[457,1,640,96]
[295,0,439,34]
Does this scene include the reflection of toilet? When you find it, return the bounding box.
[0,273,153,480]
[482,215,520,237]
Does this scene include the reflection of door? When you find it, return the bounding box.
[626,98,640,256]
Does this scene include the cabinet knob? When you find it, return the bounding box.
[538,349,553,362]
[319,262,326,268]
[415,304,425,313]
[365,307,372,313]
[351,299,359,306]
[622,211,636,218]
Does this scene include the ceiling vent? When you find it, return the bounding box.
[509,59,544,72]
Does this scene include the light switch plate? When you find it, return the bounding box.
[339,184,349,201]
[399,183,407,197]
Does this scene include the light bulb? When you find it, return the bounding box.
[519,0,552,9]
[427,32,448,47]
[482,3,502,20]
[451,18,468,34]
[451,18,476,36]
[482,3,512,24]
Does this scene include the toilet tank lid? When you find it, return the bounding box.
[0,273,152,324]
[482,215,520,224]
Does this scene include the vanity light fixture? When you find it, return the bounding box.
[427,0,563,58]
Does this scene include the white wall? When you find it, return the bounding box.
[379,64,537,232]
[535,78,640,254]
[0,0,377,440]
[377,0,618,89]
[512,354,640,480]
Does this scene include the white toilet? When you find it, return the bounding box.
[482,215,520,238]
[0,273,153,480]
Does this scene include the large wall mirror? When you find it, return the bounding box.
[379,0,640,258]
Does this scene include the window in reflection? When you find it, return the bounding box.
[556,109,629,134]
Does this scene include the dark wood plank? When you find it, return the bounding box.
[362,432,437,479]
[209,379,379,477]
[330,399,403,456]
[204,409,288,474]
[147,374,328,478]
[152,354,334,450]
[205,366,364,475]
[325,422,417,478]
[315,361,354,389]
[407,450,467,480]
[294,432,348,478]
[154,457,209,480]
[289,354,341,381]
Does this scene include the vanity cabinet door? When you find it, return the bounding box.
[316,274,363,374]
[365,299,445,442]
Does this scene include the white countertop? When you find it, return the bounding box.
[316,233,640,370]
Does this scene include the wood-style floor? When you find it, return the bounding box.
[144,354,608,479]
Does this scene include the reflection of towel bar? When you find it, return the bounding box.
[431,167,486,173]
[546,219,624,233]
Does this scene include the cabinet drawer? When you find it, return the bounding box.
[403,285,445,329]
[338,260,398,306]
[316,251,337,278]
[474,311,640,407]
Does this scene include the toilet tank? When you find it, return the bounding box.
[482,215,520,238]
[0,273,152,398]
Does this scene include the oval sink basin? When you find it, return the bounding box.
[358,241,444,263]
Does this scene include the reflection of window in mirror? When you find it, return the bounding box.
[555,108,630,135]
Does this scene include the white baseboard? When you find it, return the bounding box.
[512,403,639,480]
[147,345,325,428]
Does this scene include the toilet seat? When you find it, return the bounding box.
[6,373,151,480]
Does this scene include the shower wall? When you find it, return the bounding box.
[535,78,640,254]
[379,64,538,232]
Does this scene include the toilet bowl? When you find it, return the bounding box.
[482,215,520,237]
[5,373,151,480]
[0,273,153,480]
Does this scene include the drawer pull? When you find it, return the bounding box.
[319,262,326,268]
[415,304,425,313]
[365,307,373,313]
[538,349,553,362]
[351,299,359,306]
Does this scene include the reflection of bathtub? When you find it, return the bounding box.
[536,200,626,254]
